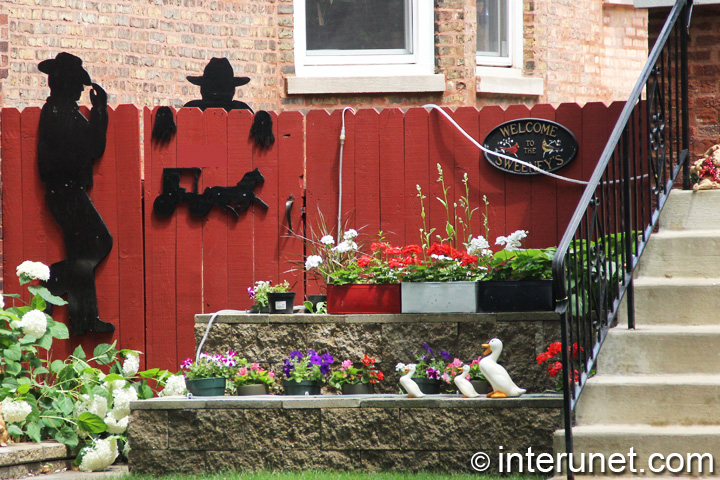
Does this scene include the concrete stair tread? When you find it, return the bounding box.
[562,424,720,434]
[587,374,720,385]
[633,277,720,286]
[609,325,720,334]
[651,229,720,239]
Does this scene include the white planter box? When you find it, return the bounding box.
[401,281,479,313]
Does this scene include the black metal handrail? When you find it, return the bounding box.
[551,0,692,477]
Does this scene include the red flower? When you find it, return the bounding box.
[401,256,419,266]
[402,245,423,256]
[362,354,375,367]
[536,351,552,365]
[383,246,402,255]
[377,371,384,381]
[460,253,478,266]
[548,342,562,356]
[547,361,562,377]
[572,342,584,359]
[371,242,388,252]
[450,248,465,260]
[357,255,373,268]
[388,258,404,268]
[427,242,451,256]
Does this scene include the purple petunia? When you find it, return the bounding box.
[289,350,304,361]
[440,350,451,360]
[426,367,440,380]
[283,358,295,377]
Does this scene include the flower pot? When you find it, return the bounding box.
[250,304,269,313]
[306,294,327,312]
[267,292,296,314]
[399,377,441,395]
[235,383,270,396]
[341,382,375,395]
[470,379,491,395]
[477,279,553,312]
[283,379,322,395]
[327,284,401,314]
[401,281,479,313]
[186,377,226,396]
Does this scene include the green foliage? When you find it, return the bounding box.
[484,248,556,281]
[248,280,291,308]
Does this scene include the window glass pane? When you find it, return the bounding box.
[305,0,410,53]
[477,0,508,57]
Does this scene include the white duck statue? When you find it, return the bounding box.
[399,363,425,398]
[478,338,526,398]
[454,364,479,398]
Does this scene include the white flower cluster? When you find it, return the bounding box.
[320,235,335,245]
[343,229,358,241]
[466,236,492,257]
[16,261,51,282]
[104,410,129,434]
[430,254,452,262]
[15,310,48,338]
[305,255,323,271]
[122,353,140,377]
[79,437,119,472]
[0,295,4,310]
[111,387,137,417]
[77,394,108,418]
[159,375,187,397]
[1,399,32,423]
[496,230,528,251]
[395,362,407,372]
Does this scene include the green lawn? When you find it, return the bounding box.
[117,472,543,480]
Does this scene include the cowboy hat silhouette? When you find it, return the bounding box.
[187,57,250,88]
[38,52,93,98]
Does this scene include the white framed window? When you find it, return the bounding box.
[476,0,514,67]
[293,0,435,77]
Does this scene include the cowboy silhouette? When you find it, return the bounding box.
[37,52,115,335]
[183,57,274,146]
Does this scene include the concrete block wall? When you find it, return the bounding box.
[0,0,647,112]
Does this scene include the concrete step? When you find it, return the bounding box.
[659,189,720,232]
[628,277,720,325]
[636,230,720,278]
[598,325,720,374]
[575,374,720,426]
[554,425,720,476]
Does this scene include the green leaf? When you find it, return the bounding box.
[7,424,23,437]
[138,368,159,379]
[16,384,31,395]
[77,412,108,434]
[103,373,124,383]
[53,425,78,449]
[54,396,74,417]
[93,343,118,365]
[4,344,22,361]
[5,359,21,376]
[33,366,49,376]
[36,332,53,350]
[41,415,64,429]
[50,360,66,374]
[29,294,46,312]
[48,320,69,340]
[138,383,153,399]
[27,285,67,306]
[26,421,43,442]
[73,345,86,360]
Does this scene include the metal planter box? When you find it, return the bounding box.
[401,281,479,313]
[327,284,402,314]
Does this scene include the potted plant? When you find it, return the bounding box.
[305,228,402,314]
[180,351,237,396]
[329,354,384,394]
[396,343,452,395]
[282,349,334,395]
[231,358,276,395]
[444,356,491,395]
[248,280,296,314]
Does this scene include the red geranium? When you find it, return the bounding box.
[357,255,373,268]
[402,244,423,256]
[547,361,562,377]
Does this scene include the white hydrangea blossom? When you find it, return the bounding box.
[16,261,51,282]
[466,236,490,256]
[496,230,527,251]
[430,254,452,262]
[111,387,137,417]
[77,394,108,419]
[122,440,131,459]
[159,375,187,397]
[79,437,119,472]
[104,379,127,392]
[343,229,358,241]
[320,235,335,245]
[104,410,129,434]
[332,240,357,254]
[1,399,32,423]
[18,310,47,338]
[121,352,140,377]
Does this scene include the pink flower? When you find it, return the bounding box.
[251,363,260,371]
[466,374,471,381]
[238,367,248,376]
[449,358,463,369]
[341,359,353,371]
[441,373,450,383]
[268,371,275,378]
[226,350,236,357]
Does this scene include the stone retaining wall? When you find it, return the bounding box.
[128,394,563,475]
[194,312,561,394]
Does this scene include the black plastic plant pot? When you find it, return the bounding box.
[268,292,296,314]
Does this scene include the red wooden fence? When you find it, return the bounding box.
[2,103,620,372]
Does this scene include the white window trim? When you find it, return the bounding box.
[475,0,543,96]
[293,0,435,78]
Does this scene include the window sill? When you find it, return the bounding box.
[476,68,544,96]
[286,74,446,95]
[634,0,718,6]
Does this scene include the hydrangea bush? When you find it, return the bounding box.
[0,261,176,471]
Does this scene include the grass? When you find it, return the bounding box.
[117,472,543,480]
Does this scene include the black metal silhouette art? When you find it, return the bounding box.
[37,52,115,336]
[151,106,176,145]
[181,57,275,147]
[153,167,268,218]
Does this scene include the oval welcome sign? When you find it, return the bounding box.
[482,118,578,175]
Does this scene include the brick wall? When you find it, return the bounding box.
[0,0,647,112]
